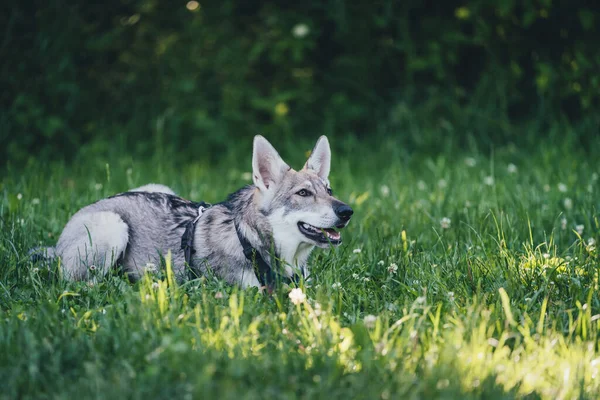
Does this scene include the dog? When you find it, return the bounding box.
[36,136,353,289]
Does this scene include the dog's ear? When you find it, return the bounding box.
[303,136,331,180]
[252,135,290,191]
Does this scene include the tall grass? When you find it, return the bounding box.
[1,133,599,399]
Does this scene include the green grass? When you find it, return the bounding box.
[1,135,599,399]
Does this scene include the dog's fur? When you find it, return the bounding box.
[41,136,353,288]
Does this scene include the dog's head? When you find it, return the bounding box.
[252,135,353,250]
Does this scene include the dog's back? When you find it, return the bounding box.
[55,192,198,280]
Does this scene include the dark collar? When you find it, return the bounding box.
[181,203,297,289]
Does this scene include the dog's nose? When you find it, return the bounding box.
[335,204,354,220]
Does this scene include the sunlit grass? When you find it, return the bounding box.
[0,136,599,399]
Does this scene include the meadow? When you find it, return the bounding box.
[1,132,599,399]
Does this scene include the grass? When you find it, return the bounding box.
[1,133,599,399]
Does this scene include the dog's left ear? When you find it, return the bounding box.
[303,136,331,180]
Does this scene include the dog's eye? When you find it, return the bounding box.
[326,187,333,196]
[296,189,312,197]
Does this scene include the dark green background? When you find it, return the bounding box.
[2,0,599,164]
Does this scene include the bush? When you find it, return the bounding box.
[1,0,598,164]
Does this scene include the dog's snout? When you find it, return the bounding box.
[335,204,354,220]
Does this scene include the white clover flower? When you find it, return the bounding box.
[387,263,398,274]
[563,198,573,210]
[440,217,451,229]
[352,273,360,279]
[543,253,550,259]
[17,193,22,200]
[289,288,306,305]
[576,224,585,236]
[437,179,448,189]
[561,217,567,230]
[353,248,362,254]
[101,308,106,315]
[507,163,518,174]
[379,185,390,197]
[32,198,40,205]
[484,176,494,186]
[292,23,309,38]
[377,260,385,266]
[464,157,477,167]
[363,277,370,282]
[32,267,39,273]
[363,314,377,329]
[587,238,597,253]
[332,282,342,290]
[558,183,568,193]
[151,282,160,290]
[447,291,455,301]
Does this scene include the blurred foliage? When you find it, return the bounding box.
[1,0,599,164]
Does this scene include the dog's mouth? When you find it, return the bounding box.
[297,221,343,245]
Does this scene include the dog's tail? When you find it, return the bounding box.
[28,246,57,264]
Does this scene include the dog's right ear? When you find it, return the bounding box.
[252,135,290,191]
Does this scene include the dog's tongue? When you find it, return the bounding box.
[324,228,340,240]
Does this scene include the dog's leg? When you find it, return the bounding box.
[56,211,129,281]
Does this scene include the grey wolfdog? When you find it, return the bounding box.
[38,136,353,289]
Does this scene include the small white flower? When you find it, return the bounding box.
[587,238,597,253]
[32,267,39,273]
[440,217,451,229]
[214,291,224,299]
[437,179,448,189]
[17,193,23,200]
[332,282,342,290]
[288,288,306,305]
[151,282,160,290]
[507,163,517,174]
[484,176,495,186]
[379,185,390,197]
[362,277,370,282]
[89,265,96,271]
[415,296,426,304]
[387,303,397,312]
[543,184,551,192]
[561,217,567,230]
[447,292,455,301]
[387,263,398,274]
[417,180,427,191]
[32,198,40,205]
[144,262,157,272]
[592,172,599,182]
[543,253,550,259]
[101,308,106,315]
[464,157,477,167]
[377,260,385,266]
[292,23,310,38]
[563,198,573,210]
[558,183,568,193]
[576,224,585,236]
[352,273,360,279]
[95,183,103,190]
[363,314,377,329]
[353,248,362,254]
